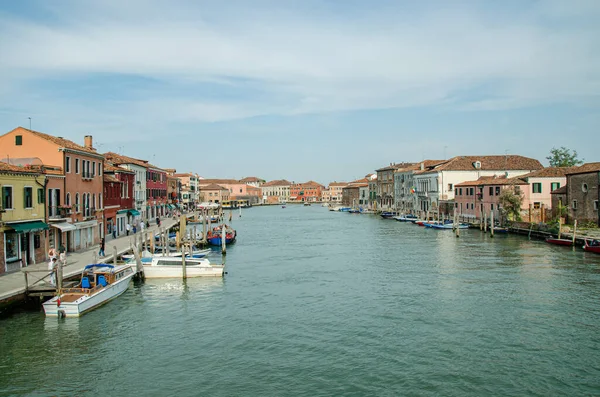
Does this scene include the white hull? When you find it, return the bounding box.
[143,258,224,278]
[43,268,135,318]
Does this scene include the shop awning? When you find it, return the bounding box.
[168,204,175,209]
[117,209,129,214]
[9,220,49,233]
[74,220,98,229]
[128,209,141,216]
[50,222,76,232]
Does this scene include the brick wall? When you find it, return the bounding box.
[568,173,599,224]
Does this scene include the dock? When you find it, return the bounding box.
[0,216,186,314]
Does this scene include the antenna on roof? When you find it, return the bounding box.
[28,117,31,130]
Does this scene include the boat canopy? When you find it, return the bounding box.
[84,264,115,270]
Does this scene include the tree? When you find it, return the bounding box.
[546,147,584,167]
[498,187,524,222]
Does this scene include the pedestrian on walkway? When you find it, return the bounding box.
[156,216,161,227]
[133,224,137,234]
[141,220,145,233]
[48,257,57,286]
[112,227,117,239]
[126,223,131,236]
[99,237,105,257]
[58,243,66,266]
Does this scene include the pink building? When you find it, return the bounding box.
[455,176,527,221]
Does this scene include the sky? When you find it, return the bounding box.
[0,0,599,184]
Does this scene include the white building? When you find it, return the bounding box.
[412,155,543,213]
[261,179,291,203]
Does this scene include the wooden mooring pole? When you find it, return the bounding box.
[490,211,494,238]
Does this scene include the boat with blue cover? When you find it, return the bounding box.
[206,225,237,246]
[43,263,135,318]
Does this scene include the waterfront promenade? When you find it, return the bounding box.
[0,217,180,303]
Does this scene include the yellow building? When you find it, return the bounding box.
[0,163,48,274]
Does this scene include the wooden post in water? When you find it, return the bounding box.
[176,231,181,250]
[558,217,563,239]
[529,203,533,223]
[181,243,187,279]
[57,257,63,292]
[484,212,488,233]
[490,211,494,238]
[221,223,227,255]
[454,211,460,238]
[203,210,208,244]
[572,219,577,246]
[113,246,118,267]
[179,215,187,247]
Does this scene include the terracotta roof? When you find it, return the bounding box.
[328,182,348,187]
[417,155,542,174]
[104,152,163,171]
[199,178,240,185]
[239,176,265,183]
[376,162,414,172]
[566,162,600,175]
[344,183,368,188]
[201,183,228,190]
[12,127,102,156]
[262,179,292,187]
[247,186,261,192]
[294,180,325,188]
[103,162,134,174]
[0,161,39,174]
[395,160,447,173]
[103,175,120,183]
[455,175,527,187]
[550,185,568,194]
[520,167,573,178]
[174,173,196,177]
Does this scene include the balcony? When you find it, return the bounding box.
[48,205,72,220]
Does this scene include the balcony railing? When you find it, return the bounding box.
[48,205,72,219]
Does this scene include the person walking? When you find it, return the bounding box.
[58,243,66,267]
[156,216,161,227]
[126,223,131,236]
[140,220,145,233]
[112,227,117,239]
[99,237,105,257]
[48,257,57,286]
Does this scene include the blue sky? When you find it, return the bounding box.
[0,0,599,184]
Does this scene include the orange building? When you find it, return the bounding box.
[0,127,105,252]
[290,181,325,202]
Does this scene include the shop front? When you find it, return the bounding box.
[2,220,49,273]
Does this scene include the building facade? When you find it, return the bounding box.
[261,180,291,204]
[0,163,48,274]
[0,128,105,252]
[290,181,325,202]
[565,163,600,226]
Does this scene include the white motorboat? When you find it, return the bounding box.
[142,256,224,278]
[43,264,135,318]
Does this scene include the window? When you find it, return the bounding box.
[76,193,80,213]
[240,188,242,193]
[92,162,96,177]
[495,187,500,195]
[489,187,493,196]
[99,194,102,209]
[551,182,560,191]
[459,188,463,196]
[66,192,71,206]
[491,203,494,210]
[2,186,13,209]
[533,183,542,193]
[448,183,453,191]
[15,135,22,145]
[66,156,71,173]
[573,200,577,210]
[75,158,80,174]
[469,188,474,196]
[594,200,598,211]
[24,187,33,208]
[5,232,19,261]
[534,202,540,209]
[37,188,45,204]
[582,183,588,193]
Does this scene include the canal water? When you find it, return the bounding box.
[2,205,600,396]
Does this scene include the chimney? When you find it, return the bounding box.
[84,135,93,149]
[420,162,424,171]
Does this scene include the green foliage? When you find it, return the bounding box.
[546,147,584,167]
[498,188,523,221]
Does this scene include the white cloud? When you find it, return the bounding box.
[0,0,598,129]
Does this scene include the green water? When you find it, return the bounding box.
[2,206,600,396]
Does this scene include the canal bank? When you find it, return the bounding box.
[2,205,600,396]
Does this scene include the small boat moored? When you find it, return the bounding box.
[143,256,224,278]
[206,224,237,246]
[43,264,135,318]
[545,237,574,247]
[583,239,600,254]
